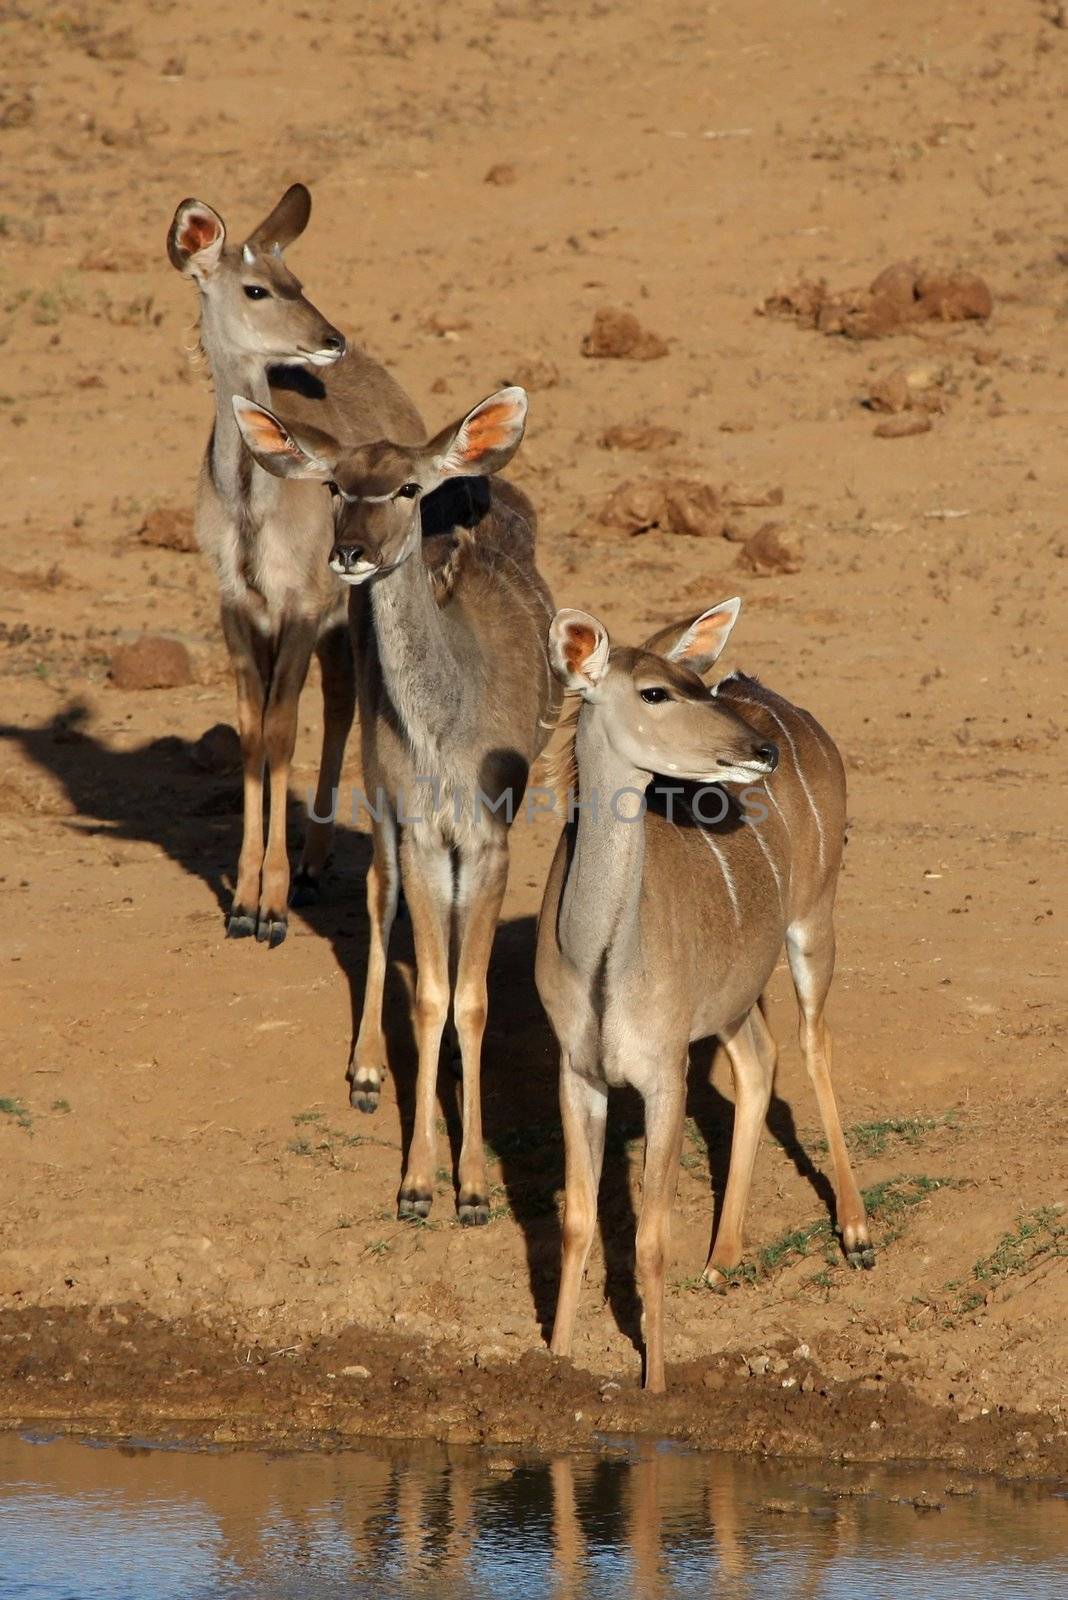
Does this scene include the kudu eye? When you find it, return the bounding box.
[395,481,421,500]
[639,686,670,705]
[327,481,340,498]
[243,284,270,300]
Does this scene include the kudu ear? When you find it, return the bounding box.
[167,199,226,279]
[429,386,528,480]
[231,396,338,481]
[245,182,312,254]
[548,609,611,696]
[650,597,742,677]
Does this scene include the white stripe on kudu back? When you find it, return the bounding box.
[735,696,826,870]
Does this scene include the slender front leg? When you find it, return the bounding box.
[397,834,453,1220]
[293,621,355,906]
[787,905,873,1267]
[636,1066,687,1394]
[220,605,268,939]
[349,805,399,1113]
[258,618,318,947]
[451,837,509,1225]
[704,1009,777,1287]
[551,1061,608,1359]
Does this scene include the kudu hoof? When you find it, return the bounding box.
[457,1196,490,1227]
[398,1188,432,1222]
[349,1078,380,1115]
[846,1245,877,1270]
[255,914,287,949]
[226,909,257,939]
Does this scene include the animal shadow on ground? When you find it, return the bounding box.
[2,703,838,1351]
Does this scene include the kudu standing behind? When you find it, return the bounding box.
[536,599,872,1392]
[168,183,425,945]
[233,385,559,1224]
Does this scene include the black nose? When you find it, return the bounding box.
[323,332,346,355]
[755,741,778,770]
[332,542,363,572]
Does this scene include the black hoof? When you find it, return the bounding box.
[349,1079,380,1114]
[398,1189,432,1222]
[256,914,287,949]
[289,869,321,909]
[226,910,257,939]
[458,1197,490,1227]
[846,1246,877,1271]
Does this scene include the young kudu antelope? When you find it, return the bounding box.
[168,183,425,944]
[233,385,559,1224]
[536,599,872,1392]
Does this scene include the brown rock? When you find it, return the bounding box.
[766,261,992,341]
[508,356,559,392]
[484,163,517,186]
[599,423,680,452]
[110,636,193,690]
[597,478,723,537]
[873,414,933,439]
[867,368,912,414]
[869,261,919,309]
[915,269,993,322]
[723,481,785,508]
[138,507,197,553]
[736,523,803,576]
[581,308,668,361]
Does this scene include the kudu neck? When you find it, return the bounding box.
[558,710,648,972]
[370,539,465,747]
[200,309,274,509]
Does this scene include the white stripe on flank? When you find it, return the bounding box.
[746,811,784,912]
[734,696,825,870]
[697,828,741,925]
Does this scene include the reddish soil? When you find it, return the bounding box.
[1,1,1065,1477]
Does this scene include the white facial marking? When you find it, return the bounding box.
[242,243,255,265]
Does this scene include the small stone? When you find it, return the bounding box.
[771,1357,790,1375]
[340,1364,370,1380]
[599,423,680,452]
[508,355,559,392]
[736,523,803,576]
[138,507,197,552]
[110,635,193,690]
[484,163,517,186]
[747,1354,771,1376]
[873,414,933,439]
[581,307,668,361]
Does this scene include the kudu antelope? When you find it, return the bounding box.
[233,384,559,1224]
[167,182,425,944]
[536,599,872,1392]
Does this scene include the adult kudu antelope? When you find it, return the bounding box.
[167,183,425,945]
[536,598,873,1393]
[233,384,559,1224]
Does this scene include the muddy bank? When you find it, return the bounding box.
[1,1307,1064,1482]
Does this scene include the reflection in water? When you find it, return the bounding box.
[0,1432,1065,1599]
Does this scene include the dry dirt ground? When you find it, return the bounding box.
[0,1,1065,1478]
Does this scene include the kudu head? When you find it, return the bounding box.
[167,182,346,369]
[231,386,528,583]
[548,600,778,784]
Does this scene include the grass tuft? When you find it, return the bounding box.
[0,1096,32,1132]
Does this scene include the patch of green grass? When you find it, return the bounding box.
[292,1110,323,1125]
[968,1206,1066,1296]
[287,1125,363,1163]
[365,1238,390,1257]
[0,1097,32,1132]
[51,1099,71,1114]
[812,1114,959,1160]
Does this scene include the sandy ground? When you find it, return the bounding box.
[0,1,1065,1476]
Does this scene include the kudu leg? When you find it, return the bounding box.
[397,838,453,1220]
[451,838,509,1225]
[293,621,355,907]
[221,607,268,939]
[704,1009,777,1287]
[349,806,399,1114]
[550,1061,608,1359]
[786,905,873,1268]
[636,1068,687,1394]
[258,620,319,947]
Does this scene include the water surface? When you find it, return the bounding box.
[0,1432,1064,1598]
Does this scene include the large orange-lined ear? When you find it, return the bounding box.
[661,597,741,677]
[167,199,226,279]
[245,182,312,254]
[430,386,528,479]
[231,396,338,481]
[548,609,611,697]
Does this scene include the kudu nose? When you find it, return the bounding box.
[332,542,364,573]
[755,741,779,771]
[323,332,346,356]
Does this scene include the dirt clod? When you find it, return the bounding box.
[736,523,803,575]
[764,261,993,339]
[873,414,934,439]
[137,507,197,553]
[599,423,681,452]
[597,479,725,537]
[484,163,517,185]
[110,635,193,690]
[581,307,669,361]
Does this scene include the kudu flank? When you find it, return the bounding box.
[235,385,559,1225]
[167,183,424,945]
[535,600,872,1393]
